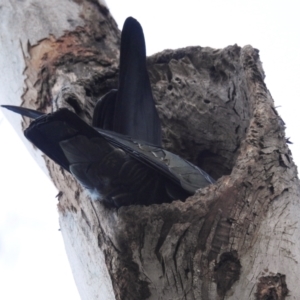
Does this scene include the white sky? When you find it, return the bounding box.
[0,0,299,299]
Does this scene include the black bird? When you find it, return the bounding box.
[2,17,215,207]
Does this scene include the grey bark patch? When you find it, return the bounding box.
[214,250,241,297]
[256,273,288,300]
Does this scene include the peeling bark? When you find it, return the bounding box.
[1,1,299,300]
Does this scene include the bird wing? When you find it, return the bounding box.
[2,105,214,196]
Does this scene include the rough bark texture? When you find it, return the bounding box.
[1,1,300,300]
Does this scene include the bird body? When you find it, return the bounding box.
[2,17,214,207]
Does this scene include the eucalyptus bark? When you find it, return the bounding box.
[0,1,299,300]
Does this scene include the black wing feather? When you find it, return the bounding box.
[92,89,118,129]
[1,105,44,119]
[24,109,101,172]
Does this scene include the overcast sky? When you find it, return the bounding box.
[0,0,299,299]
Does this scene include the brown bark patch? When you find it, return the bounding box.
[256,273,288,300]
[214,250,241,297]
[21,1,120,131]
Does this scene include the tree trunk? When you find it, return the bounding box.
[1,1,299,299]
